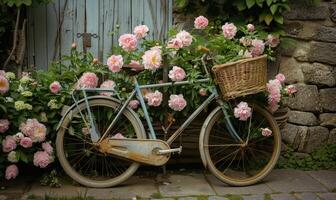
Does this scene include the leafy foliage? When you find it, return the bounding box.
[2,0,51,7]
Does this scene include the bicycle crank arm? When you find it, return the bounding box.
[99,138,171,166]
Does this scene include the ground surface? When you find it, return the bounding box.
[0,169,335,200]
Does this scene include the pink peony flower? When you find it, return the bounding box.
[285,85,297,95]
[5,164,18,180]
[118,34,137,52]
[42,142,53,155]
[2,136,17,152]
[199,88,207,96]
[145,90,163,107]
[19,118,47,142]
[100,80,116,96]
[261,128,272,137]
[128,60,144,71]
[194,16,209,29]
[77,72,99,89]
[275,73,286,83]
[112,133,125,139]
[142,48,162,71]
[176,30,193,47]
[129,100,140,109]
[107,55,124,73]
[167,38,183,49]
[239,37,252,47]
[20,137,33,148]
[0,75,9,94]
[0,119,10,133]
[133,25,149,39]
[49,81,62,94]
[250,39,265,57]
[168,94,187,111]
[266,79,282,112]
[33,151,52,168]
[168,66,186,81]
[222,23,237,39]
[266,34,280,48]
[234,102,252,121]
[14,132,24,142]
[247,24,255,32]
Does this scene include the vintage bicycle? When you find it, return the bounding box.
[55,55,281,188]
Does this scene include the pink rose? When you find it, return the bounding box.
[107,55,124,73]
[261,128,272,137]
[19,118,46,142]
[285,85,297,95]
[145,90,163,107]
[5,164,18,180]
[133,25,149,39]
[168,94,187,111]
[77,72,99,89]
[112,133,125,139]
[199,88,207,96]
[275,73,286,83]
[118,34,137,52]
[247,24,255,32]
[142,48,162,71]
[234,102,252,121]
[0,119,10,133]
[42,142,53,155]
[20,137,33,148]
[14,132,24,142]
[168,66,186,81]
[2,136,17,153]
[100,80,116,96]
[33,151,52,168]
[176,30,193,47]
[267,34,280,48]
[250,39,265,57]
[239,37,252,47]
[0,75,9,94]
[194,16,208,29]
[129,100,140,109]
[222,23,237,39]
[167,38,183,49]
[49,81,62,94]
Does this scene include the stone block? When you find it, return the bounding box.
[293,192,320,200]
[302,126,329,153]
[285,21,317,40]
[283,123,308,149]
[320,88,336,112]
[328,128,336,144]
[270,193,296,200]
[313,26,336,43]
[309,42,336,65]
[307,170,336,191]
[288,110,318,126]
[279,58,304,84]
[302,63,336,87]
[287,84,321,112]
[280,40,311,62]
[293,42,311,62]
[284,4,328,20]
[317,192,336,200]
[320,113,336,128]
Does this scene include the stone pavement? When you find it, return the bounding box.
[0,169,335,200]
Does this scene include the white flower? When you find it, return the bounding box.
[7,151,18,163]
[5,97,14,103]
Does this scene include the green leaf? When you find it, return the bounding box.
[270,4,279,15]
[233,1,247,11]
[266,0,273,6]
[274,15,284,24]
[256,0,264,7]
[260,12,273,25]
[246,0,256,8]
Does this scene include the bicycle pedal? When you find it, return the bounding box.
[157,146,182,155]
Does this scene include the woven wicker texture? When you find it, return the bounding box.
[212,55,267,99]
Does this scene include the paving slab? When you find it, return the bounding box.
[158,174,215,197]
[264,169,328,193]
[27,183,87,198]
[242,194,265,200]
[205,174,273,195]
[178,197,198,200]
[307,170,336,191]
[208,196,229,200]
[270,193,296,200]
[317,193,336,200]
[294,192,321,200]
[86,176,158,199]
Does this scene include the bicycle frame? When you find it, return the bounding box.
[77,77,243,145]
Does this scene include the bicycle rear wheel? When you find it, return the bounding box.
[199,102,281,186]
[56,97,146,188]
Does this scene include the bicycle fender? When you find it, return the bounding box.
[199,106,222,169]
[56,96,122,131]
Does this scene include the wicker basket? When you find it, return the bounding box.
[212,55,267,99]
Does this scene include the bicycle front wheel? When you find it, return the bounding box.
[56,97,146,188]
[199,102,281,186]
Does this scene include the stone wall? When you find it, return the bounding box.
[280,0,336,153]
